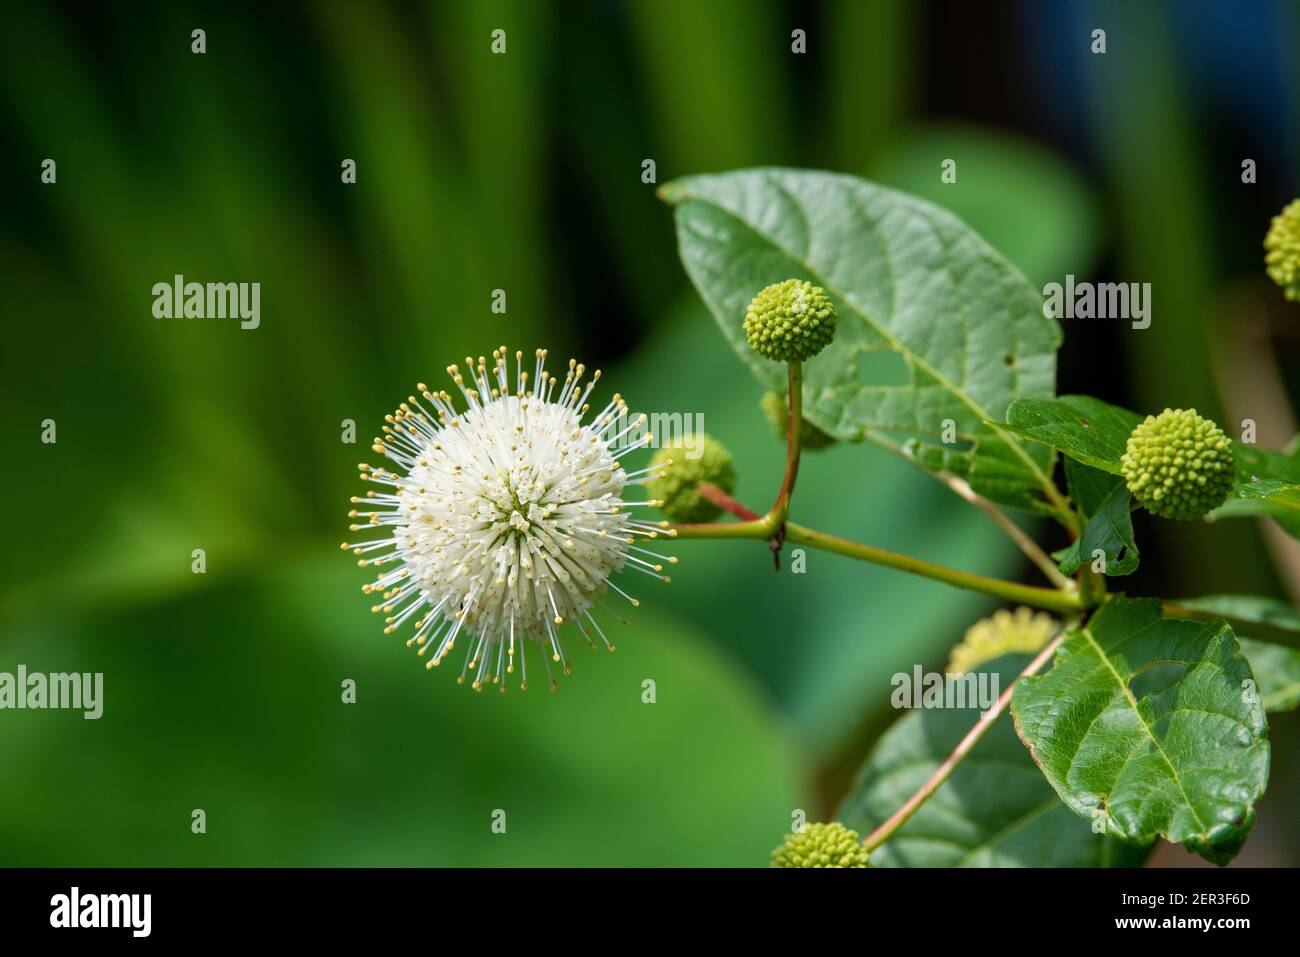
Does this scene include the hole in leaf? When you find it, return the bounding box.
[857,348,910,388]
[1115,546,1127,562]
[1128,661,1186,700]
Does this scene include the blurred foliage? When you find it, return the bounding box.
[1,0,1298,866]
[0,557,799,865]
[870,123,1102,289]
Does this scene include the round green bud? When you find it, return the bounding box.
[1120,408,1235,521]
[760,391,836,451]
[1265,199,1300,301]
[645,435,735,524]
[771,822,871,869]
[743,279,837,363]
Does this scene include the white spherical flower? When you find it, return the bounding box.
[343,347,675,692]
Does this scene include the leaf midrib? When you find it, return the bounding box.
[1076,623,1211,837]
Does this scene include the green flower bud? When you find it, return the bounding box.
[760,391,836,451]
[744,279,837,363]
[948,607,1057,675]
[1265,199,1300,301]
[645,435,735,524]
[1120,408,1235,521]
[771,822,871,868]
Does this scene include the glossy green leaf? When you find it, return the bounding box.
[1239,640,1300,712]
[1011,596,1269,865]
[1211,445,1300,537]
[1064,455,1123,516]
[1007,401,1300,538]
[660,167,1062,512]
[1004,395,1143,474]
[1057,460,1139,576]
[1176,595,1300,712]
[838,655,1149,867]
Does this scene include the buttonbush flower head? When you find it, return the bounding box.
[342,347,675,692]
[948,607,1057,674]
[1264,199,1300,301]
[645,435,735,524]
[744,279,837,362]
[771,822,871,868]
[1121,408,1235,521]
[760,391,836,450]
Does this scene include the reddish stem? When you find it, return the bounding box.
[697,482,761,521]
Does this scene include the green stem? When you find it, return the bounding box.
[671,367,1082,613]
[937,470,1073,589]
[782,523,1081,614]
[669,518,771,541]
[669,514,1081,614]
[1078,565,1107,609]
[862,631,1066,852]
[771,362,803,523]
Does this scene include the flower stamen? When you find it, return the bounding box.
[346,345,654,692]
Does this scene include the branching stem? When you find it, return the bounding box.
[936,470,1073,589]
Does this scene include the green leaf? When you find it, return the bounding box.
[1078,487,1138,576]
[963,424,1061,516]
[1063,456,1121,516]
[1011,596,1269,865]
[838,654,1149,867]
[660,167,1062,513]
[1004,395,1143,474]
[1211,445,1300,537]
[1007,401,1300,535]
[1176,595,1300,712]
[1240,640,1300,713]
[1057,459,1139,576]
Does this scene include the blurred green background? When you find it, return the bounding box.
[1,0,1298,866]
